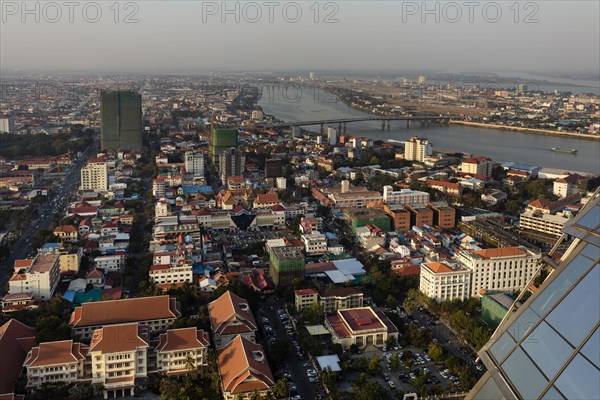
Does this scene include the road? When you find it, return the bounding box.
[0,141,98,295]
[258,298,319,400]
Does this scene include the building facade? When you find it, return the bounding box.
[80,158,108,192]
[404,136,433,162]
[419,262,471,302]
[268,246,305,286]
[457,247,540,297]
[382,186,430,206]
[9,255,60,301]
[100,90,142,151]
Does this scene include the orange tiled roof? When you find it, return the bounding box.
[217,336,274,394]
[155,327,209,352]
[208,291,257,336]
[69,295,180,328]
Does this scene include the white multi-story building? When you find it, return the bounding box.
[457,247,540,297]
[23,340,90,390]
[301,231,328,255]
[460,157,493,177]
[149,263,193,287]
[94,252,126,272]
[89,323,149,399]
[327,127,337,145]
[152,177,166,198]
[184,150,205,177]
[382,186,430,206]
[0,115,15,133]
[155,327,210,376]
[9,254,60,301]
[404,136,432,162]
[155,199,170,218]
[81,157,108,192]
[519,210,570,237]
[419,262,471,302]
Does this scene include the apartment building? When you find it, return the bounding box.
[320,287,364,314]
[152,177,166,198]
[9,255,60,301]
[460,157,493,177]
[53,225,78,242]
[94,252,126,272]
[419,262,471,302]
[294,287,364,314]
[382,186,430,206]
[149,263,193,288]
[327,191,383,209]
[404,136,432,162]
[294,288,319,312]
[23,340,89,390]
[427,203,456,229]
[217,336,274,400]
[155,327,210,376]
[301,231,328,255]
[69,296,181,340]
[520,210,570,237]
[184,150,205,177]
[457,247,540,297]
[89,323,149,399]
[208,291,257,348]
[80,157,108,192]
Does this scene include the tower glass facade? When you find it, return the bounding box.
[209,125,238,163]
[467,192,600,400]
[100,90,142,151]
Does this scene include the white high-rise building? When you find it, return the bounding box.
[184,150,205,177]
[404,136,433,162]
[327,127,337,145]
[0,115,15,133]
[418,75,426,85]
[80,157,108,192]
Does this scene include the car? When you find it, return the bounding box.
[409,373,416,379]
[476,364,484,371]
[424,355,431,362]
[291,396,302,400]
[388,381,396,389]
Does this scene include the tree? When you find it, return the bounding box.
[300,303,324,324]
[389,352,400,371]
[270,378,289,399]
[385,294,399,309]
[367,355,381,375]
[428,343,445,362]
[352,378,389,400]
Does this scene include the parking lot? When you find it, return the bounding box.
[257,299,326,400]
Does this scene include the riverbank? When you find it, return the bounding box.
[449,120,600,141]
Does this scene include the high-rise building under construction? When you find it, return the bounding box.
[100,90,142,151]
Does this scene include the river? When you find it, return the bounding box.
[258,87,600,174]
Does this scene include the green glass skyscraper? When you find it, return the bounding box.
[209,124,238,163]
[100,90,142,151]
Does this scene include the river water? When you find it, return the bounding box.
[259,88,600,174]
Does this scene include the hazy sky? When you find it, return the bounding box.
[1,1,599,75]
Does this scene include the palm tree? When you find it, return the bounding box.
[270,378,289,399]
[184,354,196,374]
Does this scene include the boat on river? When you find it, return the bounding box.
[551,147,577,154]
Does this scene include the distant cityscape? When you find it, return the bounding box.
[0,72,598,400]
